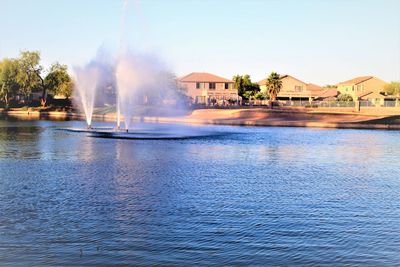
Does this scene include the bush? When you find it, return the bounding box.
[254,92,268,100]
[337,94,353,102]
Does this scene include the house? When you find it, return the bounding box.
[258,74,330,101]
[315,88,338,101]
[178,72,239,105]
[337,76,387,100]
[357,91,392,106]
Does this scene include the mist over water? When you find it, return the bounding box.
[73,48,185,130]
[116,50,180,129]
[73,1,187,130]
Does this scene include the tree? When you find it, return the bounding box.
[325,84,338,88]
[384,82,400,96]
[0,58,20,107]
[265,72,282,102]
[233,75,245,96]
[232,74,260,100]
[44,63,74,99]
[337,94,353,102]
[254,91,268,100]
[17,51,46,105]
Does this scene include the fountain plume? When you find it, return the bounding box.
[73,64,99,128]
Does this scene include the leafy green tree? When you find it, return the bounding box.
[16,51,43,99]
[233,75,245,96]
[337,94,353,102]
[325,84,338,88]
[0,58,20,107]
[265,72,282,102]
[44,63,74,99]
[384,82,400,96]
[254,91,268,100]
[232,74,260,100]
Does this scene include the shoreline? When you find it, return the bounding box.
[1,108,400,130]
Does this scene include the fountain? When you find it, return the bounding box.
[73,64,99,128]
[67,1,226,139]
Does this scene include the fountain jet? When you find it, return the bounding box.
[73,64,99,128]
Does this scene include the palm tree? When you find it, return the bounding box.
[265,72,282,103]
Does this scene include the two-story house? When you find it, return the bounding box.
[178,72,239,105]
[337,76,387,101]
[258,74,328,101]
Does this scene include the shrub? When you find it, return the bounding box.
[337,94,353,102]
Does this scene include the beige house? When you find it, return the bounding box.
[337,76,387,100]
[178,72,239,105]
[357,91,393,106]
[258,75,335,101]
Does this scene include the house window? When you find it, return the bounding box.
[196,82,205,89]
[294,86,302,92]
[225,83,233,90]
[209,83,216,90]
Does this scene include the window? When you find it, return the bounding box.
[196,82,205,89]
[294,85,302,92]
[209,83,216,90]
[225,83,232,90]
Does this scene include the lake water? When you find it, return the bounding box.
[0,118,399,266]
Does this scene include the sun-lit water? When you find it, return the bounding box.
[0,118,400,266]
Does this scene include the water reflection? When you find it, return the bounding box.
[0,119,400,265]
[0,121,43,159]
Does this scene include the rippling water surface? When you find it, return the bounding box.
[0,118,399,266]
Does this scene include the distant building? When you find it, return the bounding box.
[315,88,338,101]
[357,91,394,106]
[337,76,387,100]
[178,72,239,105]
[258,74,335,101]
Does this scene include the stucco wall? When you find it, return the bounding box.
[179,81,238,103]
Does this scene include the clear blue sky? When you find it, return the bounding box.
[0,0,399,85]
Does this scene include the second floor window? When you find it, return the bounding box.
[209,83,216,90]
[294,86,302,92]
[225,83,232,89]
[196,82,205,89]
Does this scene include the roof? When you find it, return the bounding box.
[178,72,233,83]
[306,83,322,91]
[356,90,373,98]
[358,91,387,100]
[258,74,306,86]
[338,76,373,86]
[318,88,338,98]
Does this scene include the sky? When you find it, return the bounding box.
[0,0,399,85]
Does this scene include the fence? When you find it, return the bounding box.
[281,100,398,108]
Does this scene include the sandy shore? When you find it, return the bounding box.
[2,108,400,130]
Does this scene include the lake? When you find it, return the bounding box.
[0,118,399,266]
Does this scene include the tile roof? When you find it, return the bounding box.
[318,88,338,98]
[178,72,233,83]
[306,83,322,91]
[338,76,373,86]
[258,74,306,86]
[357,91,387,100]
[356,90,373,98]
